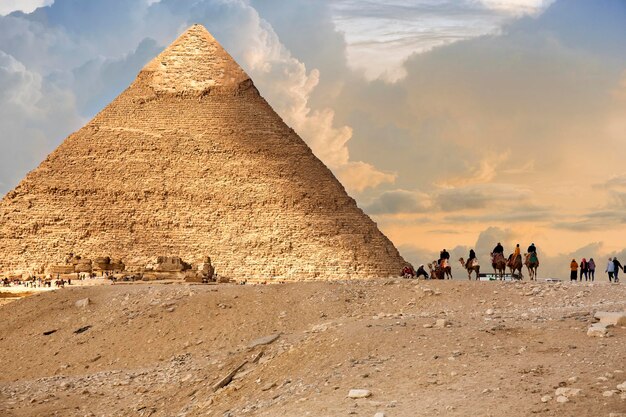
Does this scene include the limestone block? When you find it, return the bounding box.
[594,311,626,327]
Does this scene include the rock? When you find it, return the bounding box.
[541,395,552,403]
[617,381,626,392]
[594,311,626,327]
[603,390,617,397]
[567,376,579,383]
[348,389,372,399]
[75,298,90,308]
[248,334,280,349]
[555,387,581,397]
[485,309,494,315]
[556,396,569,403]
[435,319,450,328]
[374,412,386,417]
[609,414,626,417]
[588,324,609,337]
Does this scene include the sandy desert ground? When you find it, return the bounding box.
[1,279,625,417]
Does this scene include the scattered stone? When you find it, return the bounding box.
[423,323,433,329]
[603,390,617,397]
[556,396,569,403]
[75,298,90,308]
[568,376,579,383]
[42,330,57,336]
[555,387,581,397]
[374,412,386,417]
[435,319,450,328]
[594,312,626,327]
[541,395,552,403]
[248,334,280,349]
[617,381,626,392]
[588,324,609,337]
[348,389,372,399]
[485,309,494,316]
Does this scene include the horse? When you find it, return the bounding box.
[491,252,507,280]
[524,253,539,280]
[507,254,523,280]
[459,257,480,280]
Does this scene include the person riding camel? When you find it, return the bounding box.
[527,243,538,263]
[492,242,504,262]
[467,249,477,268]
[439,249,450,267]
[513,244,520,259]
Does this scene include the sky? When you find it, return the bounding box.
[1,0,625,278]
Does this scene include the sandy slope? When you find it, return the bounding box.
[0,280,625,417]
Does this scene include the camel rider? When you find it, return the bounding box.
[439,249,450,267]
[416,264,429,279]
[513,244,521,261]
[492,242,504,262]
[527,243,538,263]
[467,249,476,268]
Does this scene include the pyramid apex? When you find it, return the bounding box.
[140,24,250,94]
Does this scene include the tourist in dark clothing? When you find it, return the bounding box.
[613,257,622,282]
[439,249,450,267]
[492,243,504,255]
[570,259,578,281]
[580,258,588,281]
[588,258,596,281]
[416,265,429,279]
[467,249,477,267]
[527,243,537,254]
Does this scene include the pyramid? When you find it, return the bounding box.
[0,25,407,280]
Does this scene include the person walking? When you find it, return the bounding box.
[606,258,615,282]
[570,259,579,282]
[613,257,622,283]
[588,258,596,281]
[580,258,588,281]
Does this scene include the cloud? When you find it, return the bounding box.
[0,0,395,197]
[0,50,81,193]
[0,0,52,16]
[365,189,432,215]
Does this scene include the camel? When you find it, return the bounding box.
[524,253,539,281]
[507,254,523,280]
[491,253,507,280]
[427,261,451,280]
[459,257,480,280]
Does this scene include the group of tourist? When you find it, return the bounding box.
[571,257,623,282]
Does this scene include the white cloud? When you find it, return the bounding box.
[0,51,81,193]
[0,0,52,16]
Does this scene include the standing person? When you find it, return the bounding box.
[606,258,615,282]
[588,258,596,281]
[613,257,622,283]
[570,259,578,282]
[580,258,588,281]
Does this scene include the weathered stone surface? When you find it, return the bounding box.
[0,24,406,280]
[348,389,372,399]
[588,323,609,337]
[594,311,626,327]
[75,298,90,308]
